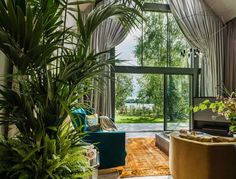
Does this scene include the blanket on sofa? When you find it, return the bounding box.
[100,116,118,131]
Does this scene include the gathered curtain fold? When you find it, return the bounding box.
[224,18,236,92]
[168,0,224,96]
[0,52,8,135]
[90,0,129,116]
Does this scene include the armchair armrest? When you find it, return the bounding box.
[83,131,126,169]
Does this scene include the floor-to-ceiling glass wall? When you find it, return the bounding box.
[115,73,164,131]
[113,1,199,131]
[165,74,191,130]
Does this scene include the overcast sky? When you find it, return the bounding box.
[116,28,142,99]
[116,28,141,66]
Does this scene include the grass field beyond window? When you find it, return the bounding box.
[115,115,189,124]
[115,115,163,123]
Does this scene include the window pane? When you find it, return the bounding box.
[168,14,191,68]
[116,8,192,68]
[141,11,168,67]
[116,27,141,66]
[166,75,191,130]
[115,73,164,131]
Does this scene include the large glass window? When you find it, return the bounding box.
[140,11,168,67]
[114,3,198,131]
[116,11,191,67]
[116,28,141,66]
[165,74,191,130]
[115,73,164,124]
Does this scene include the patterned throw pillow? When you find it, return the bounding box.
[86,114,100,131]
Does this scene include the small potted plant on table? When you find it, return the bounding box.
[193,92,236,135]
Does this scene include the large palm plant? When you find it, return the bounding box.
[0,0,142,178]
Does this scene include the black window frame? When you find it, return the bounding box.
[111,2,201,131]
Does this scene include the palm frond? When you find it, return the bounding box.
[0,0,143,178]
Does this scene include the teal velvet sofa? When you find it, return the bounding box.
[72,108,126,169]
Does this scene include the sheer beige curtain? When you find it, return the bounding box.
[224,18,236,92]
[91,0,129,116]
[0,52,9,135]
[168,0,224,96]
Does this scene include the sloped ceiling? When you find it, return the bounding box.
[79,1,236,23]
[204,0,236,23]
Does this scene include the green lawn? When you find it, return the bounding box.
[115,115,163,123]
[115,115,189,123]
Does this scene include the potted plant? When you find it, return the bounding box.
[193,92,236,134]
[0,0,142,178]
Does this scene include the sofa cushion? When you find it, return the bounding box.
[85,108,96,115]
[179,133,236,143]
[87,113,99,125]
[179,134,213,142]
[71,108,87,131]
[86,114,100,132]
[212,136,236,142]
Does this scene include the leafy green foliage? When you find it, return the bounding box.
[115,74,133,111]
[193,93,236,132]
[0,0,142,178]
[116,115,163,123]
[134,12,190,121]
[137,75,164,118]
[0,122,92,179]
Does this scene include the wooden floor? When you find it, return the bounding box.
[98,172,172,179]
[124,176,172,179]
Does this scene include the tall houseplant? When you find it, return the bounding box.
[0,0,142,178]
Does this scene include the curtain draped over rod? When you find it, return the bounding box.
[168,0,224,96]
[224,18,236,92]
[90,0,129,117]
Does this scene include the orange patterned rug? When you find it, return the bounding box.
[120,138,170,178]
